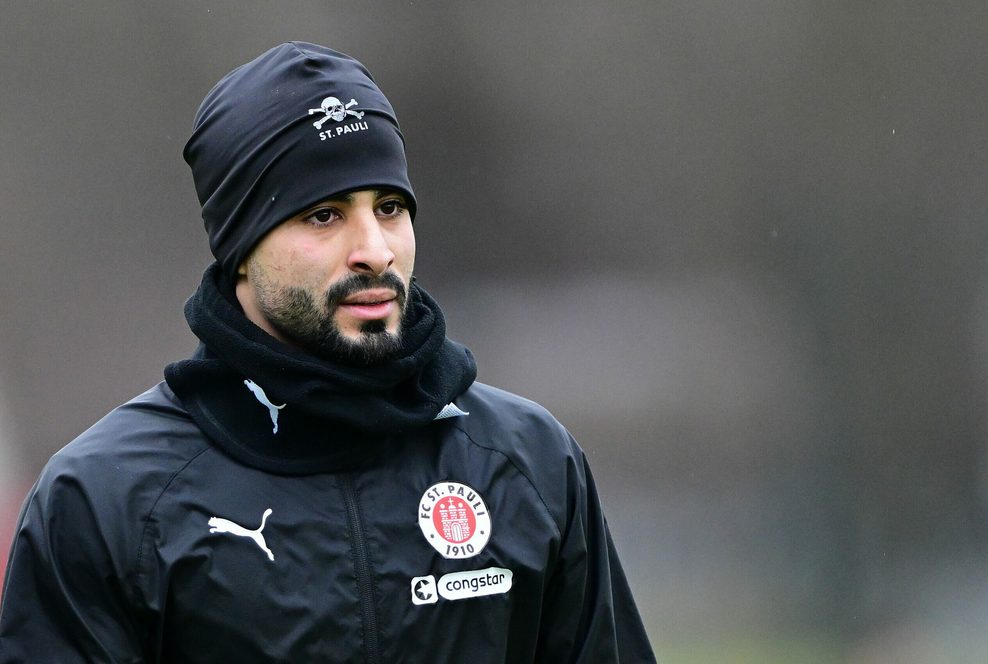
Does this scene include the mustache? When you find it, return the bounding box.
[323,272,408,310]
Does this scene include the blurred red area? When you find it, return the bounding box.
[0,485,28,601]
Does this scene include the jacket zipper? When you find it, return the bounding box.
[341,474,380,663]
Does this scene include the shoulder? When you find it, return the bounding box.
[453,382,575,451]
[34,382,212,520]
[449,382,586,527]
[8,383,213,616]
[50,382,209,470]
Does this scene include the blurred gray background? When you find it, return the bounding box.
[3,1,988,661]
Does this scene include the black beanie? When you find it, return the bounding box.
[184,42,416,277]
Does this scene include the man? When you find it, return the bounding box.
[0,42,655,662]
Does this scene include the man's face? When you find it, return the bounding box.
[235,189,416,364]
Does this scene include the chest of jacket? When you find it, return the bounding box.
[143,425,558,663]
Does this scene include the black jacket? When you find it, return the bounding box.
[0,380,655,662]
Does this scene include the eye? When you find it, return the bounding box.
[302,206,342,225]
[376,198,407,218]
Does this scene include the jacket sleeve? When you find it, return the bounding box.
[535,448,657,663]
[0,462,150,663]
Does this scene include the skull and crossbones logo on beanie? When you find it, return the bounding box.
[309,96,365,128]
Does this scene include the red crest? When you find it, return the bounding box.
[418,481,492,559]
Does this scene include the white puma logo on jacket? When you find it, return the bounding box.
[208,508,275,562]
[244,379,286,433]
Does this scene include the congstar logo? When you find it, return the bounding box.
[410,568,513,606]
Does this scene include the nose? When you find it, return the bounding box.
[346,213,395,276]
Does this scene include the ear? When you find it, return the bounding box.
[237,260,249,277]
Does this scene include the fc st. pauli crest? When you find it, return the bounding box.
[418,482,491,559]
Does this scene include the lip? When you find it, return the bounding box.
[342,289,397,305]
[338,290,397,321]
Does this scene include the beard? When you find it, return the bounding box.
[247,266,409,365]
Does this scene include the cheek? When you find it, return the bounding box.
[267,241,346,285]
[395,230,416,274]
[403,242,416,274]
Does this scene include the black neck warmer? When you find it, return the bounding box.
[164,263,477,474]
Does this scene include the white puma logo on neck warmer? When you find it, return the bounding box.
[244,379,286,433]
